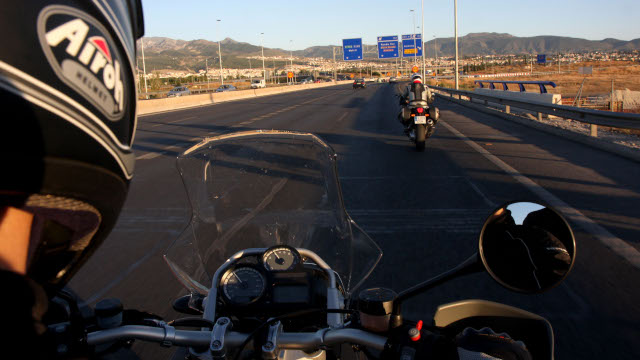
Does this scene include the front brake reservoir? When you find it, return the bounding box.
[357,288,397,333]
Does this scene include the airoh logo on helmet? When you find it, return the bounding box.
[38,6,126,121]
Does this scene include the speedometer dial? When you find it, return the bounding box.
[221,267,265,305]
[263,246,300,271]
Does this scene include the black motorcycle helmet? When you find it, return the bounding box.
[0,0,144,287]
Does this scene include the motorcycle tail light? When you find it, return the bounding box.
[417,107,424,114]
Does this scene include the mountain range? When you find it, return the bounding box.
[138,33,640,72]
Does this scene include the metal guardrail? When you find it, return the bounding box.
[474,80,556,93]
[431,85,640,130]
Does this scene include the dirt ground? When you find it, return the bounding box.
[426,61,640,98]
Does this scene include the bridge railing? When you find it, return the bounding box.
[430,85,640,136]
[474,80,557,94]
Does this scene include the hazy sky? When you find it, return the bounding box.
[141,0,640,49]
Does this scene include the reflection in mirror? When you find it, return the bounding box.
[479,202,576,293]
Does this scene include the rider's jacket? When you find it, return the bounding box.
[402,82,434,106]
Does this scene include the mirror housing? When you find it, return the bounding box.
[479,202,576,293]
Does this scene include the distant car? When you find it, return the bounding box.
[250,79,266,89]
[215,84,237,92]
[353,78,366,89]
[167,86,190,97]
[389,77,398,83]
[299,78,314,84]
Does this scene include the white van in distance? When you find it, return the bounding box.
[251,79,266,89]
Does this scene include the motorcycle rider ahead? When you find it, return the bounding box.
[398,74,435,133]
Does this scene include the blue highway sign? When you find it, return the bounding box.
[401,34,422,57]
[377,36,399,59]
[342,38,363,61]
[537,54,547,64]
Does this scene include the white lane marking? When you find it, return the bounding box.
[464,177,497,208]
[441,120,640,268]
[80,238,167,306]
[135,143,184,160]
[135,152,161,160]
[348,208,485,234]
[149,116,196,128]
[337,112,349,122]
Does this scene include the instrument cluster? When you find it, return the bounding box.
[218,246,326,313]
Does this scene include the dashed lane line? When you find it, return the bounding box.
[148,116,196,128]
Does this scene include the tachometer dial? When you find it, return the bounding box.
[263,246,300,271]
[221,267,265,305]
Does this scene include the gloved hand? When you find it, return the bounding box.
[381,322,531,360]
[456,327,532,360]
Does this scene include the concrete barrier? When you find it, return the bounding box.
[137,80,353,115]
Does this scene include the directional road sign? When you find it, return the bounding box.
[537,54,547,64]
[377,36,399,59]
[402,34,422,57]
[342,38,363,61]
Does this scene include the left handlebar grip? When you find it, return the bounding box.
[87,325,212,347]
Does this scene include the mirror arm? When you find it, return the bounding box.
[390,253,483,328]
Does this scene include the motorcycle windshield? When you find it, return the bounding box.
[163,131,382,298]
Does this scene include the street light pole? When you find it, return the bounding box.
[454,0,459,90]
[140,38,148,98]
[434,35,438,81]
[289,40,293,84]
[410,9,415,66]
[421,0,425,79]
[333,47,337,81]
[261,32,266,83]
[217,19,223,85]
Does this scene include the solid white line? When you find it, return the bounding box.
[441,120,640,268]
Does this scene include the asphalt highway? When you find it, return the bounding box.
[70,82,640,359]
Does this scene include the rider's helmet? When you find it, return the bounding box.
[411,73,423,83]
[0,1,144,287]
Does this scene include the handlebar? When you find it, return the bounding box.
[87,326,388,351]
